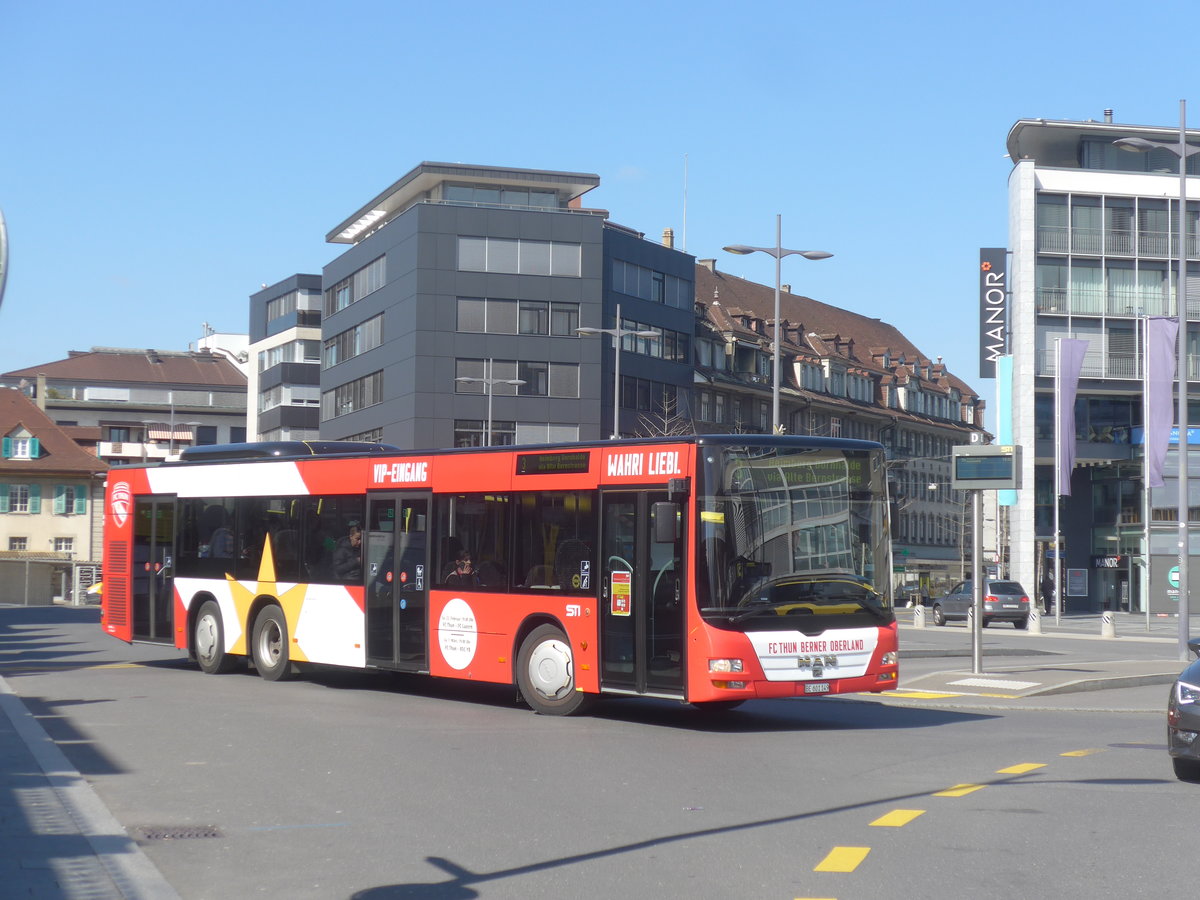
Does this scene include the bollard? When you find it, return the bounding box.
[966,606,974,630]
[1027,604,1042,635]
[914,604,926,628]
[1101,610,1116,639]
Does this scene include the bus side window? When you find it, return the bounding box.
[513,491,595,594]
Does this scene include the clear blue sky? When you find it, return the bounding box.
[4,0,1200,431]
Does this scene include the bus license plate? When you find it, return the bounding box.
[805,682,830,694]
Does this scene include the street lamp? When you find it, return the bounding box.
[576,302,659,439]
[455,358,524,447]
[1115,100,1200,660]
[723,214,832,432]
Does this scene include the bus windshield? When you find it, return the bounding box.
[696,442,893,629]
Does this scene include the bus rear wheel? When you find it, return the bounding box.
[194,601,237,674]
[517,624,592,716]
[252,606,292,682]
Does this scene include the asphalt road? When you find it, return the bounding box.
[1,605,1193,899]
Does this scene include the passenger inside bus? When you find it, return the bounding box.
[332,521,363,581]
[445,549,481,587]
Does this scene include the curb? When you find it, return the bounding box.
[0,677,180,899]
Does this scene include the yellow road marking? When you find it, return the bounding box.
[814,846,870,872]
[934,783,985,797]
[997,763,1045,775]
[870,809,925,827]
[889,691,958,699]
[1062,748,1103,757]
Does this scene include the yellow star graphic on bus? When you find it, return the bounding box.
[226,536,309,661]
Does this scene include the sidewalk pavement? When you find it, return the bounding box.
[0,674,179,899]
[892,607,1189,701]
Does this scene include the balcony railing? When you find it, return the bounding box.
[1036,226,1200,259]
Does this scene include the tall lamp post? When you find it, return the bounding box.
[1115,100,1200,660]
[576,303,659,439]
[455,358,524,446]
[723,214,832,433]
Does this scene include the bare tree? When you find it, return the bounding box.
[636,390,696,437]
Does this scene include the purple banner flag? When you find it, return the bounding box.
[1146,317,1180,488]
[1056,338,1088,496]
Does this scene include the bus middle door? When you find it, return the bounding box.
[364,493,430,671]
[600,491,685,696]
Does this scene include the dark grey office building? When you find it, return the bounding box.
[319,162,695,448]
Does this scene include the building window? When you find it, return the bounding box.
[442,183,559,210]
[324,256,386,316]
[2,437,37,459]
[0,484,36,514]
[611,259,692,309]
[342,427,383,443]
[324,313,384,368]
[453,419,516,447]
[321,371,384,419]
[457,237,580,277]
[8,537,26,551]
[456,359,578,398]
[457,297,580,336]
[53,485,87,515]
[265,291,298,322]
[54,537,74,555]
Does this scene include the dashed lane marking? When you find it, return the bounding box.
[997,763,1046,775]
[870,809,925,827]
[1062,748,1104,757]
[933,783,986,797]
[814,846,870,872]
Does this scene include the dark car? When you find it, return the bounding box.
[930,579,1031,629]
[1167,638,1200,780]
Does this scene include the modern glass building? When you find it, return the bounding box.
[1007,112,1200,612]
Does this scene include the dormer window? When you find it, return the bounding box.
[2,436,38,460]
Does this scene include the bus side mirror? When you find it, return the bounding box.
[653,502,680,543]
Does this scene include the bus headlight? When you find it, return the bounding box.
[709,659,744,674]
[881,651,899,666]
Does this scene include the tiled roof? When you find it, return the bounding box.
[2,348,246,388]
[0,389,108,476]
[695,264,979,401]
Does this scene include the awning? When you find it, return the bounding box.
[147,428,194,441]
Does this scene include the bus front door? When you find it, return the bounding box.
[600,491,685,696]
[364,493,429,671]
[132,496,175,644]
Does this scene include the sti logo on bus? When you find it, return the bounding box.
[372,461,429,485]
[110,481,131,528]
[606,451,680,478]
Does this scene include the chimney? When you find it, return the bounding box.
[781,284,791,294]
[699,258,717,272]
[1104,108,1114,123]
[35,374,47,411]
[662,227,674,249]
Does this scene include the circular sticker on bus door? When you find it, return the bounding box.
[438,597,478,670]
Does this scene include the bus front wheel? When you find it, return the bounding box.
[194,601,237,674]
[516,624,592,716]
[251,606,293,682]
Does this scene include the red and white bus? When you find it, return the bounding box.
[100,435,897,714]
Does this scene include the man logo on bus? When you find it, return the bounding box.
[110,482,131,528]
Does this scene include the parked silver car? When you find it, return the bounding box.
[930,580,1031,629]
